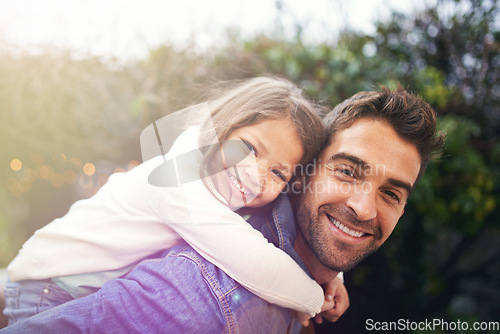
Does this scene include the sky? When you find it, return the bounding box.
[0,0,435,61]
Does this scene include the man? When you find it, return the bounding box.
[0,85,443,333]
[293,86,443,284]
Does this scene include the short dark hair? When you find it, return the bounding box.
[323,85,445,184]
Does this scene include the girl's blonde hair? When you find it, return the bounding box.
[199,76,325,176]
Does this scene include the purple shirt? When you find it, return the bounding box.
[1,194,306,333]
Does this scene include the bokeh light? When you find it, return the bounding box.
[83,162,96,176]
[37,165,54,179]
[50,173,65,188]
[10,159,22,171]
[127,160,140,170]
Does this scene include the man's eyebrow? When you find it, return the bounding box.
[387,178,414,196]
[328,152,368,169]
[329,153,414,195]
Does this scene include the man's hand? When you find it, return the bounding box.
[314,275,349,324]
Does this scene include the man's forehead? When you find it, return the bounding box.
[320,118,421,186]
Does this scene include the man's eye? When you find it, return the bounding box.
[384,190,400,203]
[336,168,355,177]
[242,140,257,155]
[271,169,287,182]
[342,169,354,176]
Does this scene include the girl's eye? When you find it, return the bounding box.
[271,169,287,182]
[242,140,257,155]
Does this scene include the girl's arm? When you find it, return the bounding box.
[159,184,324,317]
[153,126,324,315]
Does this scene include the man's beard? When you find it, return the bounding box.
[295,201,384,272]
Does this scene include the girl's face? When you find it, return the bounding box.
[215,118,304,210]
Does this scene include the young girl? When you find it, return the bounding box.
[4,77,343,325]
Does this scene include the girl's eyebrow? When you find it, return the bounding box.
[252,135,267,155]
[253,133,295,174]
[277,162,293,174]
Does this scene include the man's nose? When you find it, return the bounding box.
[346,185,377,221]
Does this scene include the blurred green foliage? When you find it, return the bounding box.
[0,0,498,332]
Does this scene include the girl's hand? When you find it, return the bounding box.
[314,275,349,324]
[294,310,312,327]
[294,294,336,327]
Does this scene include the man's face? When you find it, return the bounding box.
[295,118,421,272]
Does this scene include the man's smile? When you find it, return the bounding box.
[323,211,376,246]
[327,214,366,238]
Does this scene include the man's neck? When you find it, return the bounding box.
[294,229,339,285]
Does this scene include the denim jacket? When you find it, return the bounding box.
[1,194,306,334]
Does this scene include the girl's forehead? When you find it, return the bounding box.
[229,118,304,164]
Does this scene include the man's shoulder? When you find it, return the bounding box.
[141,243,241,297]
[129,243,294,333]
